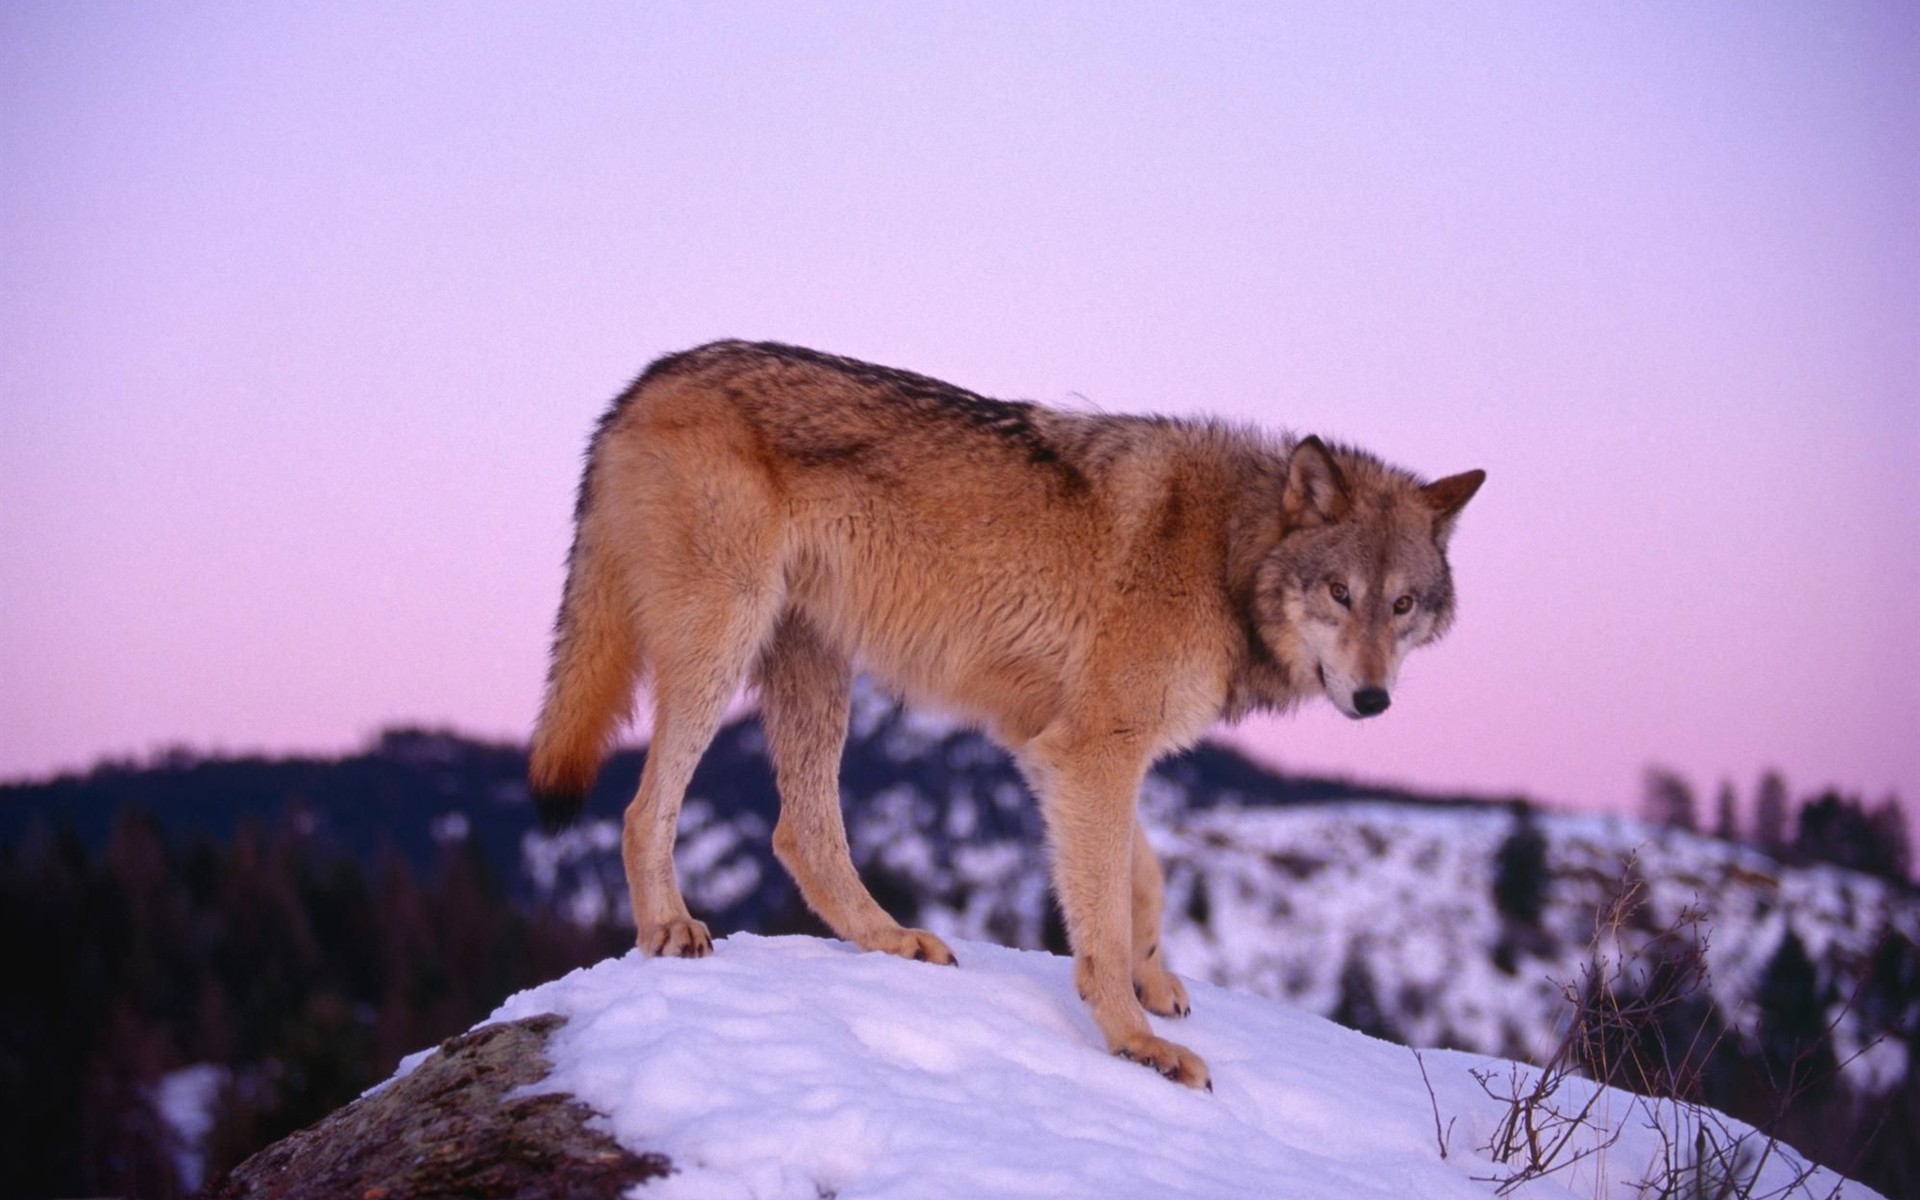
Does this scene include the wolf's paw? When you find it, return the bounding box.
[640,917,712,958]
[1134,965,1191,1019]
[864,926,957,966]
[1113,1033,1211,1091]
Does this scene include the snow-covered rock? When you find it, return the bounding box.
[435,934,1869,1200]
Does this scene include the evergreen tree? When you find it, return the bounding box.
[1754,770,1790,852]
[1712,779,1739,841]
[1858,1015,1920,1199]
[1796,790,1906,880]
[1641,766,1698,832]
[1492,801,1549,926]
[1867,797,1912,883]
[1754,929,1836,1092]
[1331,949,1400,1043]
[1856,928,1920,1044]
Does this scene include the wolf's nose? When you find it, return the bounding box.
[1352,688,1391,717]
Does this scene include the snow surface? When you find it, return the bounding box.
[417,934,1880,1200]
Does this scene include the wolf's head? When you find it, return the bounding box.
[1254,437,1484,720]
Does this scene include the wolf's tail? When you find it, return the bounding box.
[529,517,640,831]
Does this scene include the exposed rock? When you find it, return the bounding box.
[205,1015,670,1199]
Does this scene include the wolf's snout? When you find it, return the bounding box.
[1351,687,1391,718]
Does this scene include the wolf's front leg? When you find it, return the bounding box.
[1029,737,1209,1091]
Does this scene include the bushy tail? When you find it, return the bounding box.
[529,527,640,831]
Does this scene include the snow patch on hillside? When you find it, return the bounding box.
[149,1063,229,1193]
[1154,804,1917,1090]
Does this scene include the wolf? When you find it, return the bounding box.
[529,341,1483,1089]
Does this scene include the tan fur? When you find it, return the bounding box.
[530,341,1484,1089]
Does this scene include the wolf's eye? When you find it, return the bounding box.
[1329,581,1351,608]
[1393,594,1415,616]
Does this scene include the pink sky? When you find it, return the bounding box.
[3,3,1915,821]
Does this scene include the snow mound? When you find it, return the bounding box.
[452,935,1876,1200]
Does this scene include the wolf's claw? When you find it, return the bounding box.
[1134,966,1192,1019]
[862,926,957,966]
[1111,1033,1210,1090]
[640,917,712,958]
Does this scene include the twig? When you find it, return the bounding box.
[1412,1048,1454,1160]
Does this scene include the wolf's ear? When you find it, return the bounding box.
[1422,469,1485,543]
[1284,436,1350,526]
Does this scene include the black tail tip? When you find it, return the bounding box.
[532,785,588,834]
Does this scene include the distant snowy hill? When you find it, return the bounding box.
[1155,804,1918,1095]
[375,933,1875,1199]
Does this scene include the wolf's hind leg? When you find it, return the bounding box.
[758,613,955,966]
[624,583,783,958]
[1129,819,1190,1018]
